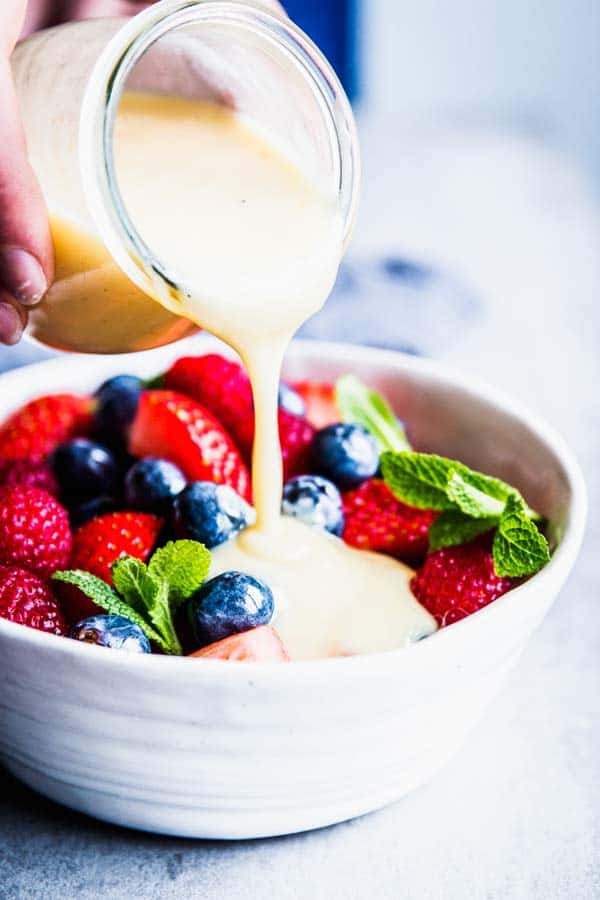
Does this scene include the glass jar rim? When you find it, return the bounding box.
[79,0,360,310]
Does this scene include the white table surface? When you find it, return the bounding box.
[1,120,598,899]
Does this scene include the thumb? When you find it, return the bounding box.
[0,56,53,344]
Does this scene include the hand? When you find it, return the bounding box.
[0,2,51,344]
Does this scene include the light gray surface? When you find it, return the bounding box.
[1,123,599,899]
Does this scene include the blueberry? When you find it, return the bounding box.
[278,382,305,417]
[125,458,186,514]
[186,571,274,645]
[310,423,379,489]
[51,438,120,502]
[69,494,119,528]
[69,614,151,653]
[172,481,255,549]
[94,374,143,449]
[282,474,344,536]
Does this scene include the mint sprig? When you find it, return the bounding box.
[53,540,211,655]
[381,451,549,578]
[52,569,170,651]
[332,375,550,578]
[336,374,410,453]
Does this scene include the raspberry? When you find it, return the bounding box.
[343,479,436,564]
[0,565,66,634]
[411,540,513,626]
[0,458,59,496]
[0,486,71,577]
[278,409,316,481]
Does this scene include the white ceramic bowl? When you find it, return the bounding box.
[0,337,586,839]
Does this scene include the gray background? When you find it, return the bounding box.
[1,120,599,898]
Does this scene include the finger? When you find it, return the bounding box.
[0,290,27,345]
[0,58,53,309]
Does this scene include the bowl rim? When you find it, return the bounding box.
[0,338,587,679]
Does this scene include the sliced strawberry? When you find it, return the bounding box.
[164,354,254,459]
[59,511,162,624]
[292,381,339,429]
[342,478,436,565]
[190,625,289,661]
[163,354,318,479]
[0,394,93,461]
[129,390,251,502]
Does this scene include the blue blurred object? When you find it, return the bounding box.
[299,257,481,356]
[283,0,359,99]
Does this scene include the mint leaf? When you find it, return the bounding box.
[336,375,410,453]
[446,471,507,518]
[380,452,457,510]
[111,555,183,654]
[52,569,167,650]
[381,450,523,516]
[493,495,550,577]
[52,569,123,611]
[114,558,183,656]
[111,556,156,614]
[148,540,211,609]
[142,579,183,656]
[428,511,498,550]
[452,465,514,505]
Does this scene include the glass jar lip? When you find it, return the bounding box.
[79,0,360,309]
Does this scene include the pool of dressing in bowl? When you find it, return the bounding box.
[67,92,438,659]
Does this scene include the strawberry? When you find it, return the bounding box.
[0,565,66,635]
[0,394,92,461]
[0,458,59,496]
[0,486,71,577]
[163,355,317,479]
[342,479,436,564]
[61,511,162,623]
[292,381,339,429]
[70,511,162,584]
[164,354,255,458]
[129,390,251,501]
[410,539,513,626]
[190,625,289,661]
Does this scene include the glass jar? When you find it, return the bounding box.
[11,0,359,354]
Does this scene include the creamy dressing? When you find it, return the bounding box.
[210,518,434,660]
[58,91,439,657]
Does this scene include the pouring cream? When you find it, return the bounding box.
[109,91,437,657]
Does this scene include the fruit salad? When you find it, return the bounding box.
[0,353,551,661]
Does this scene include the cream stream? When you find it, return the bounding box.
[65,92,438,657]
